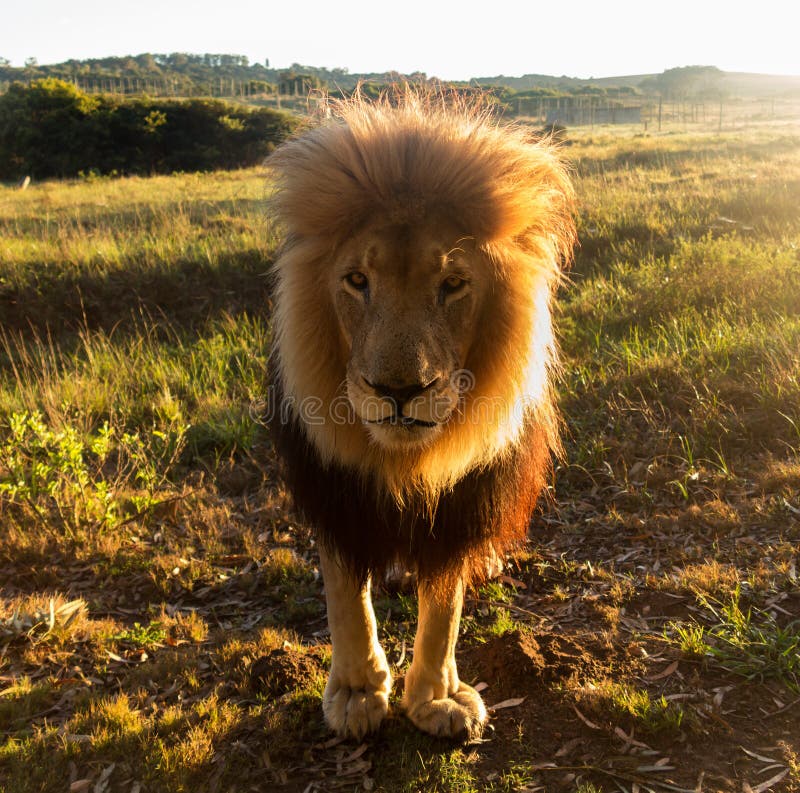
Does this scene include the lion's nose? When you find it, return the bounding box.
[364,378,435,408]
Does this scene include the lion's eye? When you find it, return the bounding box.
[439,274,468,302]
[344,271,369,291]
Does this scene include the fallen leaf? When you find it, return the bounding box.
[93,764,115,793]
[571,704,601,730]
[336,759,371,777]
[750,769,788,793]
[555,737,583,757]
[646,660,679,680]
[105,651,128,663]
[499,575,526,589]
[489,697,525,711]
[614,726,650,749]
[740,746,778,764]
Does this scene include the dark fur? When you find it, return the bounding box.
[269,370,550,588]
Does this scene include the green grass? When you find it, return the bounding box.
[1,122,800,792]
[579,680,688,735]
[667,586,800,690]
[560,128,800,476]
[0,169,276,332]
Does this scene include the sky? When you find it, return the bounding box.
[1,0,798,80]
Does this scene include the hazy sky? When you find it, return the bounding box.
[2,0,798,79]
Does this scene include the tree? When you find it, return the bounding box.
[641,66,724,100]
[0,79,99,178]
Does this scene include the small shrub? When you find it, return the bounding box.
[0,411,188,538]
[114,621,167,648]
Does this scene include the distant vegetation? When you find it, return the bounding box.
[0,53,353,97]
[1,57,798,180]
[0,79,298,179]
[0,53,283,96]
[3,54,799,101]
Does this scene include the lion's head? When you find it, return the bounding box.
[268,91,575,500]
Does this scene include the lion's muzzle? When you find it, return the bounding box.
[348,372,461,446]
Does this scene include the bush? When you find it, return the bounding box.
[0,79,298,179]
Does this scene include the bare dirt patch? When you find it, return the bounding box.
[250,646,324,697]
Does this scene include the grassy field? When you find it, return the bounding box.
[1,121,799,793]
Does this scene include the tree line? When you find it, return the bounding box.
[0,52,643,99]
[3,56,791,104]
[0,54,332,97]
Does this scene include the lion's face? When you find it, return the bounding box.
[330,218,487,449]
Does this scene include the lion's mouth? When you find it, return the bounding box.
[365,415,438,429]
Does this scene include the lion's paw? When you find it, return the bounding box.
[404,683,488,741]
[322,668,391,740]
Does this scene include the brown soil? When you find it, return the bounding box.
[454,620,800,792]
[250,647,324,697]
[470,629,639,695]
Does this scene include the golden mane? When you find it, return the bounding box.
[267,90,576,503]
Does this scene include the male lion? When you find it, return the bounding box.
[267,92,575,741]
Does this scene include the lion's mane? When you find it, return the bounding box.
[267,91,575,586]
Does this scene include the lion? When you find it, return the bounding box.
[266,90,575,741]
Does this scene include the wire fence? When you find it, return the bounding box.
[2,76,799,130]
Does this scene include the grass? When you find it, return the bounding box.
[0,169,275,330]
[560,126,800,482]
[577,680,688,735]
[1,121,799,791]
[667,586,800,690]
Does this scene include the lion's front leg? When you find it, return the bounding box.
[402,575,488,741]
[319,546,392,739]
